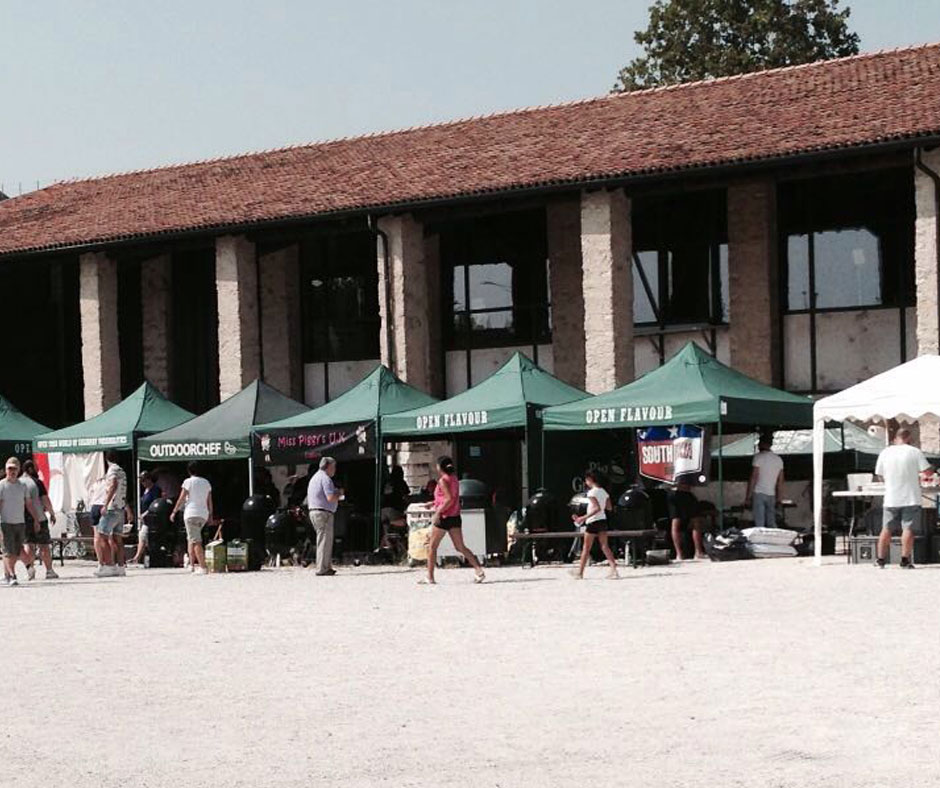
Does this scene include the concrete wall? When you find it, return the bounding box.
[79,251,121,416]
[580,189,633,392]
[727,179,780,385]
[216,235,260,400]
[259,244,302,399]
[916,148,940,355]
[547,198,586,389]
[140,254,172,395]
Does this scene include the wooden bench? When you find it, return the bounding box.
[509,529,659,568]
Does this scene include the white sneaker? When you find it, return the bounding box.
[473,570,485,584]
[606,569,620,580]
[8,576,18,587]
[115,565,126,577]
[417,576,436,585]
[45,569,59,580]
[27,564,36,581]
[194,567,207,575]
[93,565,116,578]
[569,568,583,580]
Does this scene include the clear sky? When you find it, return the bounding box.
[1,0,937,194]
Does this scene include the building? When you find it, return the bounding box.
[0,44,939,484]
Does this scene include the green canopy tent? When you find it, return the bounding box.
[542,342,813,520]
[137,380,308,495]
[252,364,439,543]
[35,381,196,521]
[0,395,52,458]
[382,352,587,500]
[36,381,195,453]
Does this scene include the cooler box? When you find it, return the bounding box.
[849,535,930,565]
[437,509,486,563]
[205,540,227,573]
[226,540,249,572]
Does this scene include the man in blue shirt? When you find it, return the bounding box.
[307,457,343,576]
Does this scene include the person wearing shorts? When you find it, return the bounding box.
[875,428,931,568]
[570,470,619,580]
[94,451,128,578]
[170,461,213,575]
[21,459,58,580]
[131,471,162,565]
[419,456,485,585]
[0,457,45,587]
[667,483,706,560]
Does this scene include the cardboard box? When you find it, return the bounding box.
[226,540,249,572]
[205,540,227,573]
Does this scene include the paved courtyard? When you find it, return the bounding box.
[7,556,940,787]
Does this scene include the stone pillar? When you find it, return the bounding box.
[377,215,432,390]
[376,215,438,489]
[547,198,586,389]
[915,148,940,356]
[216,235,260,400]
[915,149,940,453]
[580,189,633,393]
[140,254,172,395]
[259,244,302,399]
[79,252,121,417]
[727,178,780,385]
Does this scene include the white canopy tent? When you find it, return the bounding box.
[812,355,940,565]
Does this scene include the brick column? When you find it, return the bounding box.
[915,148,940,355]
[216,235,260,400]
[79,252,121,417]
[547,198,586,389]
[259,244,302,399]
[727,178,780,385]
[580,189,633,393]
[140,254,172,395]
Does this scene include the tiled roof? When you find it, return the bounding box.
[2,43,939,257]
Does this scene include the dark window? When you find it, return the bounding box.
[441,209,550,350]
[631,189,728,326]
[171,248,219,413]
[117,261,143,396]
[300,232,379,363]
[780,168,914,312]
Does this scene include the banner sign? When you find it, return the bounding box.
[36,434,130,451]
[145,439,245,460]
[585,405,674,426]
[253,422,374,466]
[637,424,708,485]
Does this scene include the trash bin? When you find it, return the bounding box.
[241,494,275,570]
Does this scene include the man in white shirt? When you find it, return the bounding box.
[745,435,784,528]
[874,428,931,569]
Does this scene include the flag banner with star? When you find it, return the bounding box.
[636,425,708,485]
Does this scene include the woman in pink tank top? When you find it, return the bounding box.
[420,456,485,585]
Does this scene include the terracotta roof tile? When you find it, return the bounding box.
[2,43,939,257]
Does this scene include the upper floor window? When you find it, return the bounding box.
[632,189,728,327]
[780,168,914,312]
[300,232,380,362]
[441,210,550,350]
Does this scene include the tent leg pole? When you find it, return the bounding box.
[135,455,142,527]
[248,457,254,496]
[374,430,383,550]
[717,419,724,532]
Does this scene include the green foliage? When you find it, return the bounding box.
[614,0,860,92]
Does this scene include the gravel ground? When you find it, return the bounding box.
[6,556,940,787]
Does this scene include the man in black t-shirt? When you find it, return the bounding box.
[667,482,706,560]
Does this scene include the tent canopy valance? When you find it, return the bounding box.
[0,395,51,454]
[812,355,940,564]
[36,382,194,453]
[380,353,586,439]
[138,380,308,462]
[543,342,813,432]
[253,365,438,465]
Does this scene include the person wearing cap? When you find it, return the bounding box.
[20,459,58,580]
[130,470,162,565]
[0,457,46,586]
[745,434,785,528]
[306,456,343,576]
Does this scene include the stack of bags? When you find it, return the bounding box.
[740,527,798,558]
